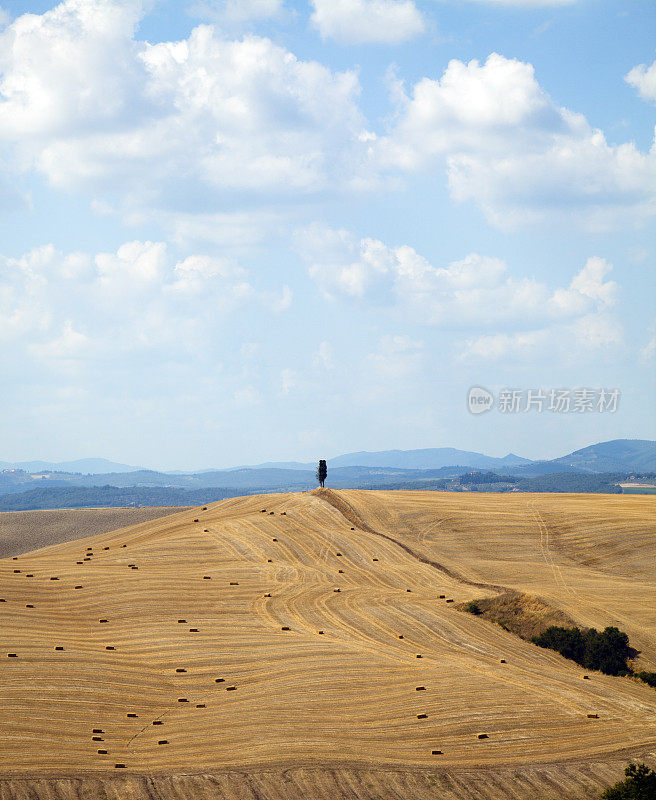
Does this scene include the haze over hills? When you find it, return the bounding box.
[1,440,653,509]
[0,458,142,474]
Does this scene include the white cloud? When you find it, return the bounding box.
[0,240,287,367]
[376,54,656,228]
[299,224,618,328]
[626,60,656,103]
[191,0,284,24]
[460,313,624,363]
[366,334,423,380]
[313,341,335,370]
[310,0,425,45]
[0,0,368,212]
[640,322,656,362]
[458,0,579,5]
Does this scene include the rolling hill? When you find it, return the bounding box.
[0,489,654,799]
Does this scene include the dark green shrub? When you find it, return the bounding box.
[464,602,482,615]
[532,625,633,676]
[636,671,656,688]
[601,763,656,799]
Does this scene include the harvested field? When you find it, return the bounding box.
[0,507,189,558]
[0,489,654,799]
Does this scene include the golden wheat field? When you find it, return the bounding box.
[0,489,654,799]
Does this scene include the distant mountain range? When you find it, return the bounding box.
[0,458,142,474]
[1,440,653,499]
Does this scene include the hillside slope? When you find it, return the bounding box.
[0,490,654,798]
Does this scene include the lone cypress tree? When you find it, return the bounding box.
[316,459,327,488]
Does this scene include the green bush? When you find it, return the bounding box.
[601,763,656,799]
[532,625,632,676]
[464,602,482,615]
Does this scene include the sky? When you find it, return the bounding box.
[0,0,654,470]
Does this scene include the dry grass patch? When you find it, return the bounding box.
[458,591,577,640]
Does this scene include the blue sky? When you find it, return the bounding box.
[0,0,654,470]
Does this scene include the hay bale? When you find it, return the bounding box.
[26,604,34,608]
[127,713,138,718]
[77,561,83,565]
[104,547,110,551]
[54,646,64,651]
[439,595,446,599]
[416,654,422,659]
[204,529,209,532]
[105,646,116,650]
[178,619,186,623]
[178,698,189,703]
[153,721,163,725]
[93,729,103,734]
[477,733,488,739]
[582,675,590,679]
[226,686,236,691]
[281,512,287,515]
[338,569,344,573]
[189,628,199,632]
[13,569,20,573]
[7,653,17,658]
[0,599,4,603]
[269,512,274,515]
[372,558,378,562]
[264,593,271,598]
[336,552,342,556]
[203,576,211,580]
[193,518,199,523]
[446,599,454,603]
[499,659,506,664]
[267,559,272,563]
[318,630,324,635]
[431,750,443,755]
[215,678,225,683]
[74,585,83,589]
[196,704,206,708]
[114,764,126,769]
[157,740,169,745]
[587,713,599,718]
[406,589,412,592]
[97,749,108,754]
[121,544,127,548]
[398,635,404,639]
[26,574,33,578]
[92,736,103,741]
[417,713,428,719]
[261,509,267,513]
[202,507,208,511]
[350,527,355,531]
[272,538,278,542]
[99,619,108,623]
[416,686,426,691]
[229,581,239,585]
[176,668,187,673]
[334,588,341,593]
[281,626,291,631]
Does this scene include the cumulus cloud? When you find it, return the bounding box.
[298,224,618,328]
[626,60,656,103]
[0,0,368,211]
[376,53,656,228]
[0,240,287,367]
[310,0,425,45]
